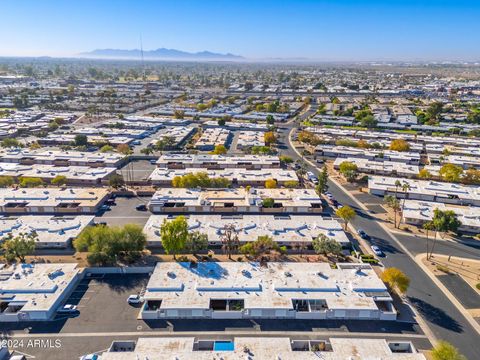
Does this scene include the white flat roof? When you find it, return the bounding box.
[402,200,480,229]
[0,215,94,246]
[149,188,321,209]
[155,154,280,167]
[368,176,480,203]
[149,168,298,183]
[0,263,79,312]
[144,214,349,245]
[0,163,116,181]
[0,148,125,166]
[99,337,425,360]
[144,262,390,311]
[0,187,109,209]
[333,157,420,176]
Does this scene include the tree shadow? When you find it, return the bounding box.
[103,273,149,294]
[407,296,463,333]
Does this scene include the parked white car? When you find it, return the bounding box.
[371,245,384,257]
[58,304,78,313]
[127,295,143,304]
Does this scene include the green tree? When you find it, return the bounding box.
[336,205,356,230]
[185,231,208,256]
[381,267,410,294]
[338,161,358,182]
[439,163,463,182]
[160,216,188,259]
[51,175,67,187]
[74,224,146,265]
[108,174,125,189]
[19,177,44,188]
[359,114,377,128]
[1,138,23,148]
[262,197,275,208]
[100,145,114,153]
[426,102,444,121]
[155,136,176,151]
[316,166,329,195]
[431,341,466,360]
[172,172,230,188]
[0,176,15,188]
[211,144,227,155]
[312,234,342,257]
[266,114,275,125]
[429,209,461,257]
[140,147,154,155]
[279,155,293,165]
[2,232,37,263]
[418,168,432,179]
[74,134,88,147]
[284,180,299,188]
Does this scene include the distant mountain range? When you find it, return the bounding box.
[78,48,244,61]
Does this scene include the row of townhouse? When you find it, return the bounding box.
[0,263,81,322]
[147,188,323,214]
[0,148,127,168]
[141,262,397,321]
[96,337,426,359]
[143,214,349,248]
[38,134,133,146]
[148,168,298,187]
[333,157,420,178]
[155,154,280,170]
[402,199,480,234]
[0,215,94,248]
[0,188,110,214]
[368,176,480,206]
[0,162,117,185]
[315,145,422,165]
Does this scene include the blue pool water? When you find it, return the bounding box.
[214,341,234,351]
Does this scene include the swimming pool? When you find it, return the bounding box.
[214,341,234,351]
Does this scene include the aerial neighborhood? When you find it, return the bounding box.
[0,55,478,360]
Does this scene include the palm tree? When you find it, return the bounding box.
[400,182,411,225]
[423,221,434,260]
[385,195,401,228]
[394,179,402,199]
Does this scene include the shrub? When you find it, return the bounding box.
[262,197,275,208]
[436,264,450,273]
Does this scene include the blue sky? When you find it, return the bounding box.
[1,0,479,61]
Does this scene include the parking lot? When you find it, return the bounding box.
[60,273,149,333]
[118,160,156,181]
[95,195,151,227]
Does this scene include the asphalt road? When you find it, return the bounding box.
[278,120,480,359]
